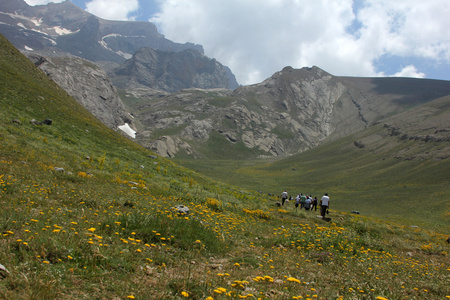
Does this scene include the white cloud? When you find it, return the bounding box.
[85,0,139,21]
[24,0,64,5]
[357,1,450,60]
[151,0,450,84]
[391,65,425,78]
[24,0,450,84]
[24,0,140,21]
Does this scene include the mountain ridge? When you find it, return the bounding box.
[0,0,238,92]
[0,0,203,61]
[126,65,450,159]
[1,0,449,162]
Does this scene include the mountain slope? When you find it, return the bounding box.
[125,66,450,160]
[1,27,449,300]
[112,47,238,92]
[0,0,201,62]
[26,53,132,129]
[0,0,238,91]
[173,94,450,229]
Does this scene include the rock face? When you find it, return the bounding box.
[0,0,238,92]
[112,47,238,92]
[128,66,450,159]
[0,0,202,63]
[135,67,347,157]
[28,54,132,129]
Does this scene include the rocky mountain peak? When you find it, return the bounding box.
[112,47,239,92]
[130,67,450,159]
[0,0,204,62]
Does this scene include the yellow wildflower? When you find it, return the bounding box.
[287,277,301,283]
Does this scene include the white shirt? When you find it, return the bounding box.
[321,195,330,206]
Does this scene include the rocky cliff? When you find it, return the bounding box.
[0,0,202,63]
[124,66,450,159]
[28,54,132,130]
[112,47,239,92]
[0,0,239,92]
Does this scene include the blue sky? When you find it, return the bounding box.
[24,0,449,85]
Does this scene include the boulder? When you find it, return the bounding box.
[173,205,190,215]
[30,119,42,125]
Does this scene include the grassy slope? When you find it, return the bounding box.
[1,34,449,299]
[175,122,450,231]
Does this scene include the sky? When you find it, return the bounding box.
[24,0,450,86]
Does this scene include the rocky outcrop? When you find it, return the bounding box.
[0,0,239,93]
[131,67,450,159]
[112,48,238,92]
[28,54,132,129]
[0,0,202,62]
[147,136,193,158]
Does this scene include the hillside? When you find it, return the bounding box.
[0,0,238,92]
[125,66,450,161]
[1,34,449,300]
[174,94,450,230]
[2,0,449,164]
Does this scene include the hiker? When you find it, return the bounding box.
[300,193,306,209]
[304,196,311,210]
[281,190,288,206]
[294,194,300,211]
[311,197,318,211]
[320,193,330,219]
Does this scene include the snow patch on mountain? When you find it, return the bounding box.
[119,123,136,138]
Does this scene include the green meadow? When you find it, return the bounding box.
[1,34,449,299]
[174,125,450,231]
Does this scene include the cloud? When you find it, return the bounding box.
[151,0,450,84]
[84,0,140,21]
[23,0,450,84]
[357,1,450,60]
[24,0,65,5]
[391,65,425,78]
[24,0,140,20]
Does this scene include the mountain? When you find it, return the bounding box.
[1,32,449,300]
[112,47,238,92]
[124,66,450,159]
[0,0,202,61]
[27,53,132,129]
[1,1,449,162]
[0,0,238,91]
